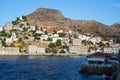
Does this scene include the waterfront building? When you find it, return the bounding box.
[69,45,88,55]
[111,44,120,54]
[104,47,113,54]
[0,47,19,54]
[26,45,45,54]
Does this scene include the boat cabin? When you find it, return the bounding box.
[87,52,109,65]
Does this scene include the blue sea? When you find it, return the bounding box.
[0,56,107,80]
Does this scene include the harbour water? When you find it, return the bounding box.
[0,56,107,80]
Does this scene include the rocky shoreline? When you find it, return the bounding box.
[0,53,87,57]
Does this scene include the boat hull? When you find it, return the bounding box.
[80,63,113,76]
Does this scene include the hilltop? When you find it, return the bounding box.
[26,8,120,39]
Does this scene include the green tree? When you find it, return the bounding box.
[48,42,56,48]
[60,49,65,53]
[53,30,57,34]
[45,31,48,35]
[10,42,15,47]
[40,28,43,31]
[33,33,42,40]
[47,37,52,41]
[82,40,87,45]
[1,39,6,47]
[45,48,51,53]
[105,43,110,47]
[56,39,62,46]
[19,41,26,52]
[98,42,105,47]
[23,27,28,32]
[88,41,93,45]
[12,17,20,25]
[52,48,58,53]
[18,38,22,42]
[114,38,120,43]
[58,33,66,37]
[0,30,7,37]
[22,16,27,21]
[35,26,39,31]
[61,45,67,49]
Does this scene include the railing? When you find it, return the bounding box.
[82,62,112,68]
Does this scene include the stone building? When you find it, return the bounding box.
[69,45,88,55]
[26,45,45,54]
[0,47,19,54]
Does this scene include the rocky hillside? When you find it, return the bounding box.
[27,8,120,38]
[111,22,120,29]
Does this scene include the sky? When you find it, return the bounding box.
[0,0,120,26]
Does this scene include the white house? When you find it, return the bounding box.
[0,27,3,31]
[5,38,13,45]
[90,37,102,44]
[19,17,23,21]
[109,39,114,45]
[40,35,49,41]
[78,34,91,41]
[57,30,63,33]
[29,25,35,31]
[36,30,44,34]
[53,34,59,37]
[18,28,23,32]
[11,32,18,41]
[52,37,63,43]
[22,25,29,29]
[65,30,73,34]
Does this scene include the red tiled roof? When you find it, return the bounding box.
[88,52,109,57]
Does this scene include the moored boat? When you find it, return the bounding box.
[80,52,114,76]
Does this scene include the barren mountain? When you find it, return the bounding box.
[111,22,120,29]
[27,8,120,38]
